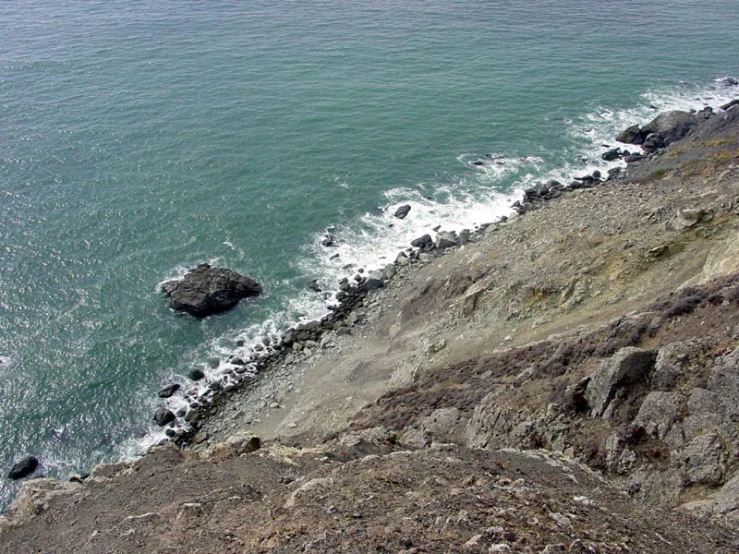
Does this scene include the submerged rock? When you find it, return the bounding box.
[8,456,38,480]
[162,263,262,318]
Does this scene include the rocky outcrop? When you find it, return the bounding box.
[616,110,699,152]
[351,272,739,522]
[584,347,656,417]
[161,263,262,317]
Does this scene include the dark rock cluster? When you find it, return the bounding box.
[161,263,262,318]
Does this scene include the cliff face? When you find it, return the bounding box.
[3,105,739,553]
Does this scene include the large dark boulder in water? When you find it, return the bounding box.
[8,456,38,480]
[640,110,698,152]
[394,204,411,219]
[153,408,176,427]
[162,263,262,317]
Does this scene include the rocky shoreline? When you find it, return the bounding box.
[158,100,739,449]
[3,98,739,552]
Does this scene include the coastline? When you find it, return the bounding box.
[177,101,739,451]
[3,101,739,552]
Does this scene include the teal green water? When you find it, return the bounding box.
[1,0,738,508]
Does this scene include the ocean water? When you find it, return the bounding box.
[1,0,738,509]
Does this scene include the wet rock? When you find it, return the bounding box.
[719,76,738,86]
[154,408,176,427]
[394,204,411,219]
[158,384,181,399]
[307,279,322,293]
[616,124,644,145]
[601,147,622,161]
[188,368,206,381]
[721,99,739,111]
[640,110,698,153]
[585,347,657,417]
[8,456,39,480]
[321,231,338,247]
[162,263,262,318]
[410,234,433,249]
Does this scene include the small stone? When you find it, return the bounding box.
[549,512,570,527]
[158,383,181,398]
